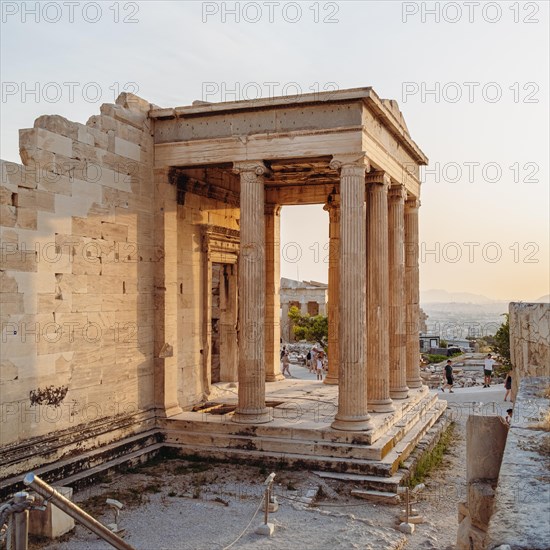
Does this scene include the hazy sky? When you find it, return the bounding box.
[1,1,548,301]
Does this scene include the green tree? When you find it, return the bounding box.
[493,314,512,369]
[287,306,328,349]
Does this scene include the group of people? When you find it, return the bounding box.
[306,349,326,381]
[440,353,513,402]
[279,346,326,380]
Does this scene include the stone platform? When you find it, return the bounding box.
[0,381,447,498]
[161,380,447,482]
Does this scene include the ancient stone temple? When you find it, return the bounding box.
[1,88,444,495]
[279,278,327,343]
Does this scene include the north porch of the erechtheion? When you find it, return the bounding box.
[0,88,445,495]
[151,87,428,429]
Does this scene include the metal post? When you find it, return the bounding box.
[23,473,135,550]
[263,485,269,525]
[12,492,29,550]
[405,487,410,524]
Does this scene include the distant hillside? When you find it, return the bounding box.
[421,289,497,304]
[421,289,550,306]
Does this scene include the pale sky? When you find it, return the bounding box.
[1,0,548,301]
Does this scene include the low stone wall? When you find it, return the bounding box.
[485,377,550,550]
[457,377,550,549]
[509,302,550,399]
[456,415,508,550]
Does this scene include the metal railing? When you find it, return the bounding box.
[0,473,135,550]
[0,491,34,550]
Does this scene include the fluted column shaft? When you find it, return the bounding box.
[330,154,372,431]
[323,194,340,385]
[405,197,422,388]
[366,172,394,413]
[265,204,284,382]
[233,161,271,423]
[388,185,409,399]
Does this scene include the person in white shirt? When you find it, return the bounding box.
[316,353,324,381]
[483,353,495,387]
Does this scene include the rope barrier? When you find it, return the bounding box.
[222,495,265,550]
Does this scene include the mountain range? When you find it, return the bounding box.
[420,289,549,305]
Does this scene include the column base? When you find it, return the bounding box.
[266,373,285,382]
[155,404,183,418]
[368,399,396,413]
[390,386,410,400]
[407,377,423,389]
[323,375,339,385]
[331,414,373,432]
[232,407,272,424]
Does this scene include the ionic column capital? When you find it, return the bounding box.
[365,170,391,188]
[405,196,421,210]
[330,152,370,175]
[233,160,271,177]
[388,184,407,203]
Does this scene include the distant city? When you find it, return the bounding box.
[420,289,550,338]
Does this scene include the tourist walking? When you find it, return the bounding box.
[316,353,324,381]
[281,350,291,377]
[441,360,454,393]
[483,353,495,387]
[306,349,313,372]
[504,369,513,401]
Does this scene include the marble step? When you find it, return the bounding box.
[163,395,443,464]
[351,489,401,504]
[162,404,447,478]
[313,471,403,493]
[0,429,161,499]
[163,391,439,449]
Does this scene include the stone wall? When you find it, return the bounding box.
[0,94,243,478]
[1,94,157,474]
[456,305,550,549]
[509,302,550,398]
[485,377,550,550]
[456,415,508,550]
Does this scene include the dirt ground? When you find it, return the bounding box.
[32,378,515,550]
[31,404,473,550]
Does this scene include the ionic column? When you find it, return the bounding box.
[366,172,394,413]
[323,193,340,385]
[233,161,271,423]
[405,197,423,389]
[330,153,372,431]
[265,204,284,382]
[388,185,409,399]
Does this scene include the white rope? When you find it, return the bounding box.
[222,495,265,550]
